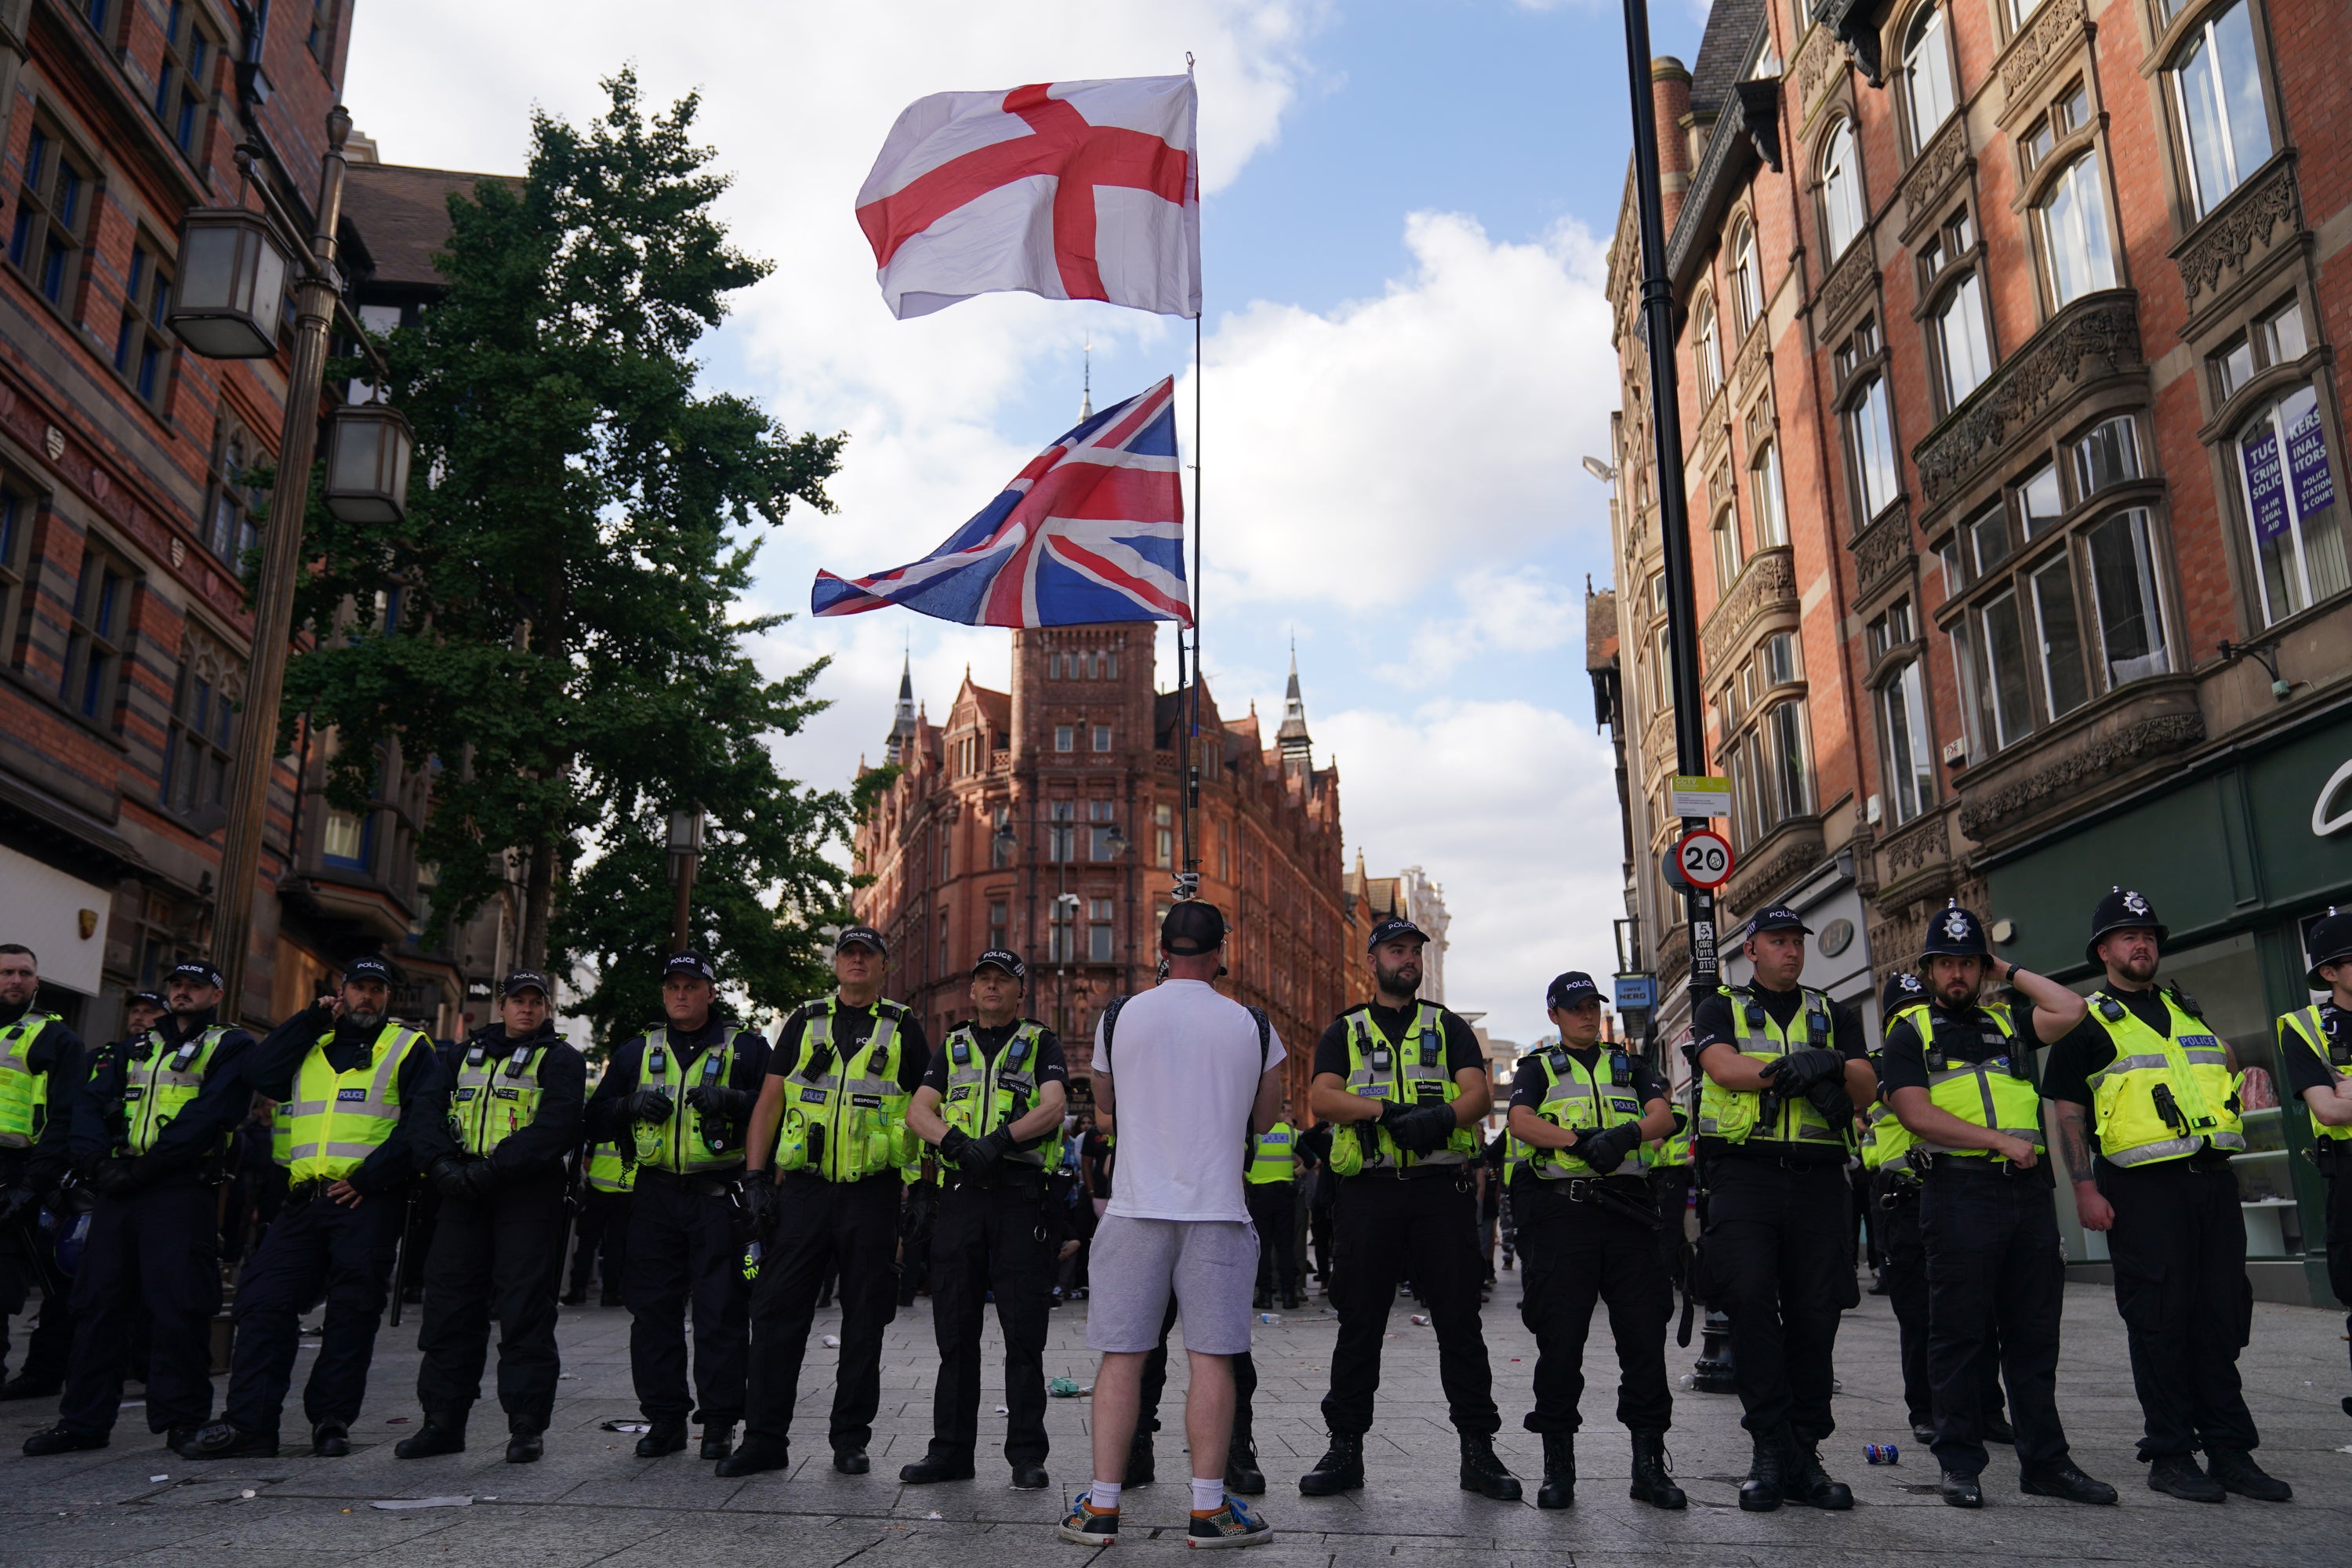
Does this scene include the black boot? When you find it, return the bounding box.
[1738,1431,1786,1512]
[1457,1433,1522,1501]
[1,1373,62,1400]
[1126,1429,1156,1486]
[311,1422,350,1458]
[1940,1468,1984,1508]
[1225,1436,1265,1495]
[715,1436,792,1477]
[176,1422,278,1460]
[2146,1453,2223,1503]
[1298,1432,1364,1495]
[636,1418,688,1457]
[1783,1437,1853,1510]
[394,1414,467,1459]
[898,1450,976,1483]
[506,1429,544,1464]
[22,1425,107,1456]
[700,1421,735,1461]
[1536,1432,1574,1510]
[1630,1428,1686,1509]
[2206,1450,2293,1502]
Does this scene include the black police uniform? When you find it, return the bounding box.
[1687,967,1866,1502]
[33,1009,246,1446]
[0,1000,84,1399]
[910,1018,1064,1478]
[1878,997,2079,1484]
[1509,1044,1675,1457]
[731,996,926,1472]
[2043,989,2261,1465]
[1312,1001,1506,1446]
[2278,996,2352,1391]
[897,1160,938,1307]
[202,1002,444,1451]
[564,1147,632,1305]
[405,1019,585,1450]
[583,1011,769,1447]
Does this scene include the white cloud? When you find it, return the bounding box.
[1368,565,1584,688]
[1185,211,1617,612]
[1319,699,1624,1044]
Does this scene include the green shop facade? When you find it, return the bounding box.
[1984,697,2352,1306]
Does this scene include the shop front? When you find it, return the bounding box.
[1984,698,2352,1306]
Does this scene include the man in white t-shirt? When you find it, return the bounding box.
[1058,902,1282,1551]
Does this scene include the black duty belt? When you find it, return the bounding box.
[1347,1163,1465,1181]
[637,1167,743,1198]
[1924,1152,2040,1179]
[1715,1148,1845,1174]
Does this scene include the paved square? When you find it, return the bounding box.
[4,1267,2347,1566]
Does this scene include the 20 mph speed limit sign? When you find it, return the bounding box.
[1672,829,1734,891]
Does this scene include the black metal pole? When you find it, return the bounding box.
[1619,0,1718,1000]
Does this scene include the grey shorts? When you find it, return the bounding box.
[1085,1215,1259,1356]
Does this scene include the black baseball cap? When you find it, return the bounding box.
[662,949,717,982]
[126,989,165,1009]
[165,959,224,989]
[343,955,397,985]
[1367,916,1428,952]
[501,970,552,999]
[1745,906,1813,939]
[1545,971,1602,1010]
[1162,899,1228,955]
[835,924,888,956]
[973,949,1026,983]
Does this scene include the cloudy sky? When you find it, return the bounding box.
[343,0,1709,1045]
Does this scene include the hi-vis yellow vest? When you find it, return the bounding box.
[450,1036,551,1156]
[1697,985,1849,1151]
[2276,1007,2351,1143]
[939,1020,1062,1169]
[1859,1101,1917,1174]
[1247,1120,1296,1184]
[1521,1046,1647,1180]
[1327,1004,1475,1174]
[0,1011,59,1148]
[2083,987,2244,1167]
[120,1024,234,1160]
[586,1139,637,1192]
[1888,1000,2044,1162]
[772,998,919,1183]
[287,1022,426,1185]
[632,1029,742,1174]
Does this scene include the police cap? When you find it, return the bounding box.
[834,925,888,957]
[1880,969,1926,1020]
[1367,916,1428,952]
[1544,971,1602,1011]
[501,970,552,1000]
[662,949,717,983]
[1745,905,1813,940]
[973,949,1027,985]
[1921,899,1991,961]
[342,955,397,986]
[2307,907,2352,988]
[165,959,224,990]
[2084,887,2167,967]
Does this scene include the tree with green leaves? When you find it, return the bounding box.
[285,69,850,1041]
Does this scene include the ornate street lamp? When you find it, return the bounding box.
[324,401,415,524]
[165,208,289,358]
[667,806,706,953]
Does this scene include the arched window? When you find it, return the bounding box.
[1820,121,1867,260]
[1902,5,1957,152]
[2168,0,2272,219]
[1693,294,1722,401]
[2037,153,2118,307]
[1729,220,1762,337]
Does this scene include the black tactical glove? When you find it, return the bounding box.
[685,1083,753,1118]
[1573,1123,1637,1175]
[91,1158,143,1199]
[938,1127,978,1167]
[976,1127,1020,1166]
[1383,1101,1460,1156]
[742,1167,780,1236]
[1803,1074,1857,1131]
[461,1156,502,1200]
[625,1087,675,1125]
[0,1185,35,1227]
[428,1155,474,1200]
[1763,1047,1845,1092]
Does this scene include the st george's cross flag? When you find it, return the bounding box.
[812,378,1190,627]
[855,76,1200,320]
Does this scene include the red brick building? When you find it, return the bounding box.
[1605,0,2352,1300]
[0,2,513,1039]
[851,630,1352,1113]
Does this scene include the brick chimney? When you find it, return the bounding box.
[1652,57,1694,237]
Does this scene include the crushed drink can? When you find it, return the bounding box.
[1864,1443,1900,1465]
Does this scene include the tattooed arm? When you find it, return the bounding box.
[2053,1098,2113,1231]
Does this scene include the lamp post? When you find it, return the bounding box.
[180,107,409,1021]
[667,806,706,954]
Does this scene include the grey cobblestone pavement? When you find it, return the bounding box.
[3,1269,2347,1568]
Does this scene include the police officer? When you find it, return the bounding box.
[2045,888,2292,1503]
[1506,971,1683,1512]
[900,948,1065,1488]
[1689,906,1873,1513]
[1878,904,2114,1508]
[180,956,443,1459]
[0,944,85,1403]
[1246,1108,1299,1310]
[2278,908,2352,1418]
[1864,971,1934,1443]
[397,971,584,1463]
[584,949,769,1461]
[1643,1105,1693,1308]
[563,1134,634,1306]
[726,925,927,1478]
[20,961,248,1454]
[1300,916,1519,1501]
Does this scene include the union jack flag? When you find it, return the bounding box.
[812,377,1191,627]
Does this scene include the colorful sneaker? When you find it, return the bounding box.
[1058,1492,1120,1546]
[1186,1495,1272,1549]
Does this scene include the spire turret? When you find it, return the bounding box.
[886,651,918,765]
[1276,639,1312,777]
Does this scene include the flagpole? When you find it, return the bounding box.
[1184,310,1204,899]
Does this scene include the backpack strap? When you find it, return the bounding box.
[1102,995,1131,1075]
[1248,1006,1271,1074]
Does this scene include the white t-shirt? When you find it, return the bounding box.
[1093,978,1284,1222]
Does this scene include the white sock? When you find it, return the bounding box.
[1087,1479,1121,1510]
[1192,1476,1226,1512]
